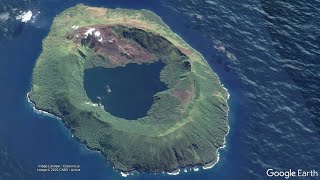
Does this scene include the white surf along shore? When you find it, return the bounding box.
[26,13,231,176]
[26,92,61,120]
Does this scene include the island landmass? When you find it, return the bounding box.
[29,4,229,174]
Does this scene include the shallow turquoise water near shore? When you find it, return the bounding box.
[0,0,319,179]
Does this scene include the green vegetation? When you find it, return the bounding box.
[29,5,229,173]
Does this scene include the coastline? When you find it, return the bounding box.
[166,85,230,176]
[26,73,230,177]
[26,6,231,177]
[26,92,62,120]
[154,12,232,174]
[167,169,180,175]
[201,85,230,171]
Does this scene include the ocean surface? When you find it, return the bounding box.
[0,0,319,179]
[84,61,167,120]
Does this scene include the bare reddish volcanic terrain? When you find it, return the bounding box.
[68,25,155,66]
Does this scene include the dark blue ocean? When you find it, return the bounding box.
[0,0,319,179]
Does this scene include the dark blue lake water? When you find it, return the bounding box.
[84,61,167,120]
[0,0,319,180]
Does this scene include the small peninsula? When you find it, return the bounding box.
[29,5,229,173]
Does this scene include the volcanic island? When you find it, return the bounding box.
[29,5,229,174]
